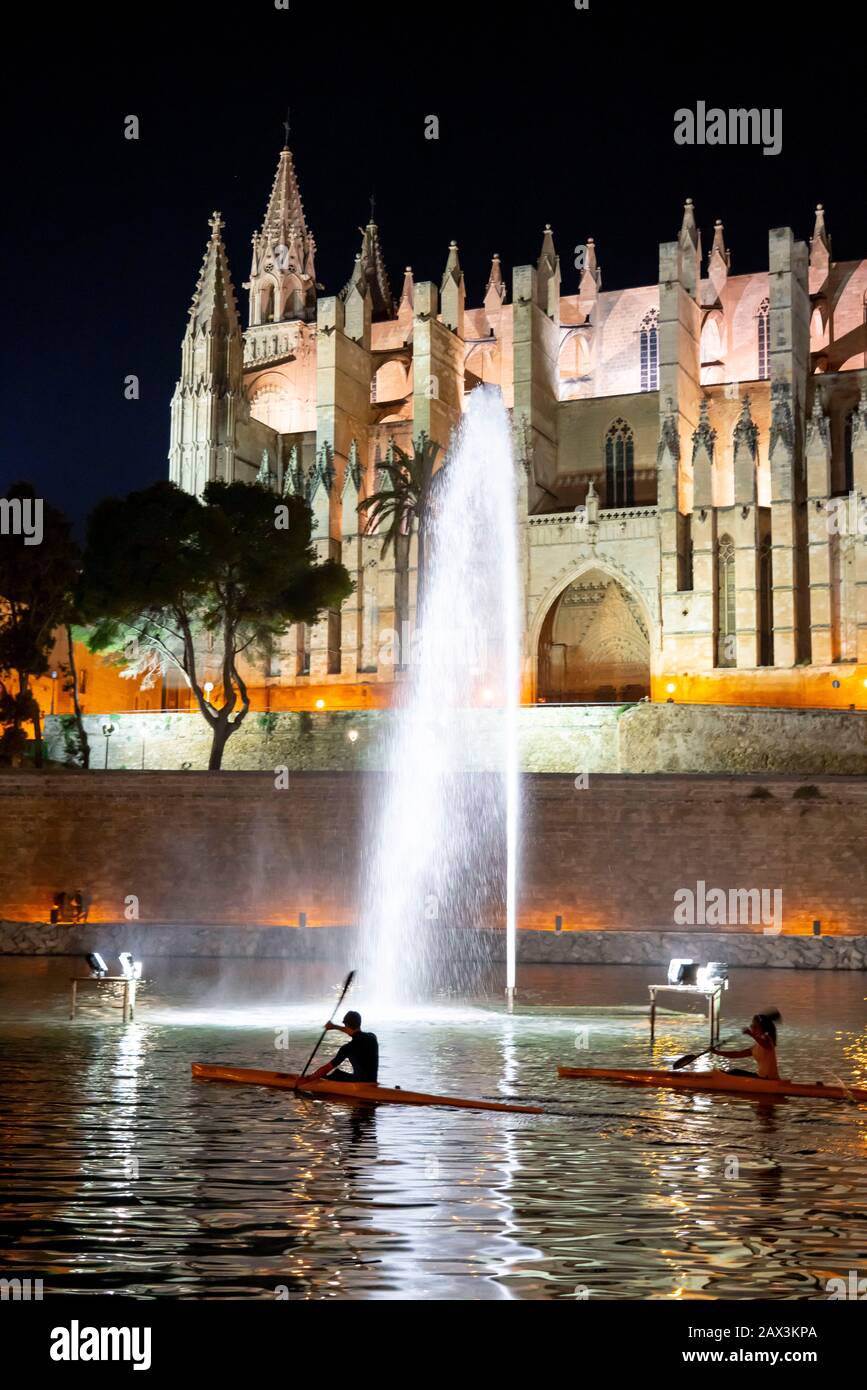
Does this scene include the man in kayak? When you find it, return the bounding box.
[308,1011,379,1084]
[711,1009,781,1079]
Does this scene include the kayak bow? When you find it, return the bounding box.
[558,1065,867,1103]
[192,1063,543,1114]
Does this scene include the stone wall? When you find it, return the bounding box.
[1,770,865,938]
[617,703,867,774]
[43,701,867,775]
[2,921,865,969]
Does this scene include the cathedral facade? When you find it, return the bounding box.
[168,144,867,711]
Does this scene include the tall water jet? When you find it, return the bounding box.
[360,386,521,1007]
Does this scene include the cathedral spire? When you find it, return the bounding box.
[578,236,601,303]
[678,197,702,299]
[341,252,372,345]
[679,197,700,251]
[188,212,242,336]
[707,218,730,298]
[247,143,317,326]
[484,254,507,314]
[399,266,414,309]
[341,215,394,321]
[398,266,414,331]
[169,213,243,498]
[440,240,465,334]
[535,224,561,319]
[709,219,729,268]
[260,144,309,249]
[441,239,462,290]
[810,203,831,270]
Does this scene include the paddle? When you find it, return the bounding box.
[672,1038,735,1071]
[294,970,355,1090]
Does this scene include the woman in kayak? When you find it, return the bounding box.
[711,1009,781,1080]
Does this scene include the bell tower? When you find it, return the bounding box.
[246,136,317,327]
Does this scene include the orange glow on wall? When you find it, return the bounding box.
[27,638,867,721]
[652,666,867,712]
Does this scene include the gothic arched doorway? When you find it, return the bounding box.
[537,569,651,703]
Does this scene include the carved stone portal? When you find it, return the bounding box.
[537,569,651,702]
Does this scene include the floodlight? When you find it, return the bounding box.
[667,958,696,986]
[119,952,143,980]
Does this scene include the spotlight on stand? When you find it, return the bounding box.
[667,958,698,986]
[86,952,108,978]
[119,952,143,980]
[698,961,729,989]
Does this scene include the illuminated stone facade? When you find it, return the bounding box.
[167,146,867,710]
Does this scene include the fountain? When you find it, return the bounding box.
[360,386,521,1008]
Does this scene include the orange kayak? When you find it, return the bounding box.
[192,1063,543,1114]
[558,1065,867,1103]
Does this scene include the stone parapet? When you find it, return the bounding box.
[2,922,864,970]
[43,701,867,775]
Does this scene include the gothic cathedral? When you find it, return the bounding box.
[169,143,867,710]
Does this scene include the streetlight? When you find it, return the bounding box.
[50,670,58,715]
[101,722,115,770]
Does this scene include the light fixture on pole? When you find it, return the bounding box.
[101,723,115,770]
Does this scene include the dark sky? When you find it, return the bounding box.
[5,0,865,527]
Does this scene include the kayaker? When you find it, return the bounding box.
[308,1011,379,1084]
[712,1009,781,1080]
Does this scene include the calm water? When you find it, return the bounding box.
[1,958,866,1300]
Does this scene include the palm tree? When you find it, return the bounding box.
[358,432,443,610]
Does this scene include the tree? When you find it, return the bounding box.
[62,622,90,768]
[358,432,442,611]
[79,479,352,770]
[0,682,38,764]
[0,483,80,767]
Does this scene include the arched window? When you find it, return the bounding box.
[717,534,736,667]
[605,419,635,507]
[297,624,311,676]
[759,536,773,666]
[281,277,305,321]
[249,382,297,433]
[639,309,659,391]
[757,299,770,380]
[260,284,274,324]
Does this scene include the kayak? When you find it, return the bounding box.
[558,1065,867,1103]
[192,1063,543,1114]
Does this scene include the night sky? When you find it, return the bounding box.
[5,0,864,528]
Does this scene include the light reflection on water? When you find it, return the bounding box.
[1,958,866,1300]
